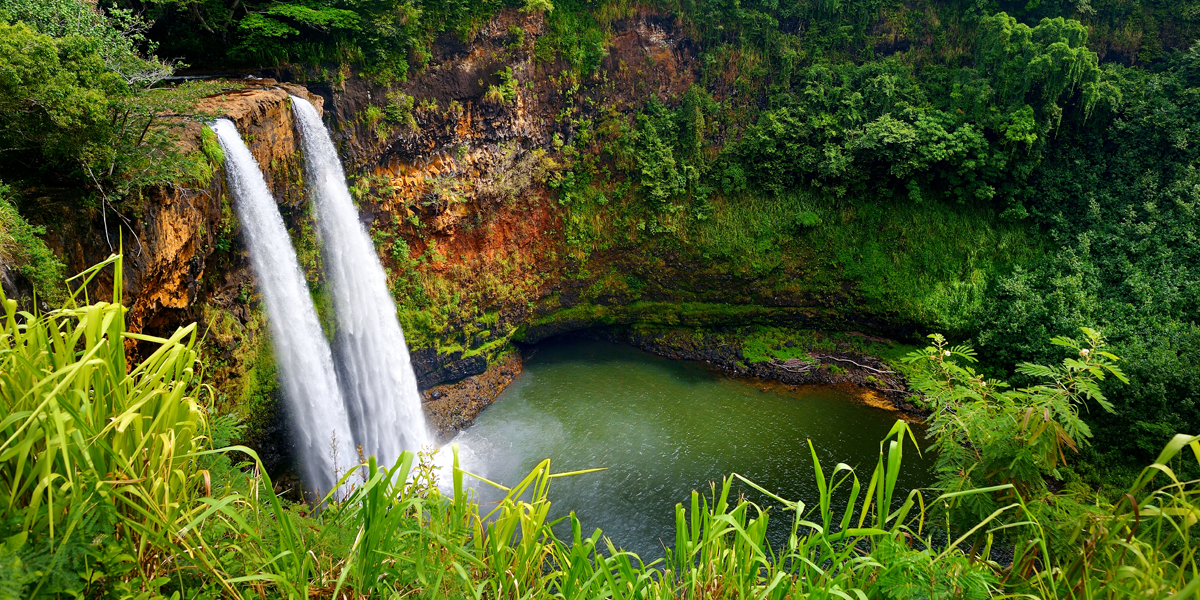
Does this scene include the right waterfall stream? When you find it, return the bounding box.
[291,96,431,467]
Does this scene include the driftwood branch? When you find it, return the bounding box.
[814,355,896,375]
[774,358,814,373]
[779,365,813,373]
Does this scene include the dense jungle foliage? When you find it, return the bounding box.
[540,0,1200,485]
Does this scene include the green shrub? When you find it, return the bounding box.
[906,329,1128,521]
[484,66,519,105]
[0,185,64,302]
[507,24,526,49]
[0,3,224,200]
[384,91,417,131]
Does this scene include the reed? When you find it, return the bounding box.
[1007,432,1200,599]
[0,254,214,595]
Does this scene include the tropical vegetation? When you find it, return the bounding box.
[3,262,1199,597]
[2,0,1200,596]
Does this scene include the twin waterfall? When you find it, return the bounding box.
[211,98,428,497]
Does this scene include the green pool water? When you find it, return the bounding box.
[444,338,934,559]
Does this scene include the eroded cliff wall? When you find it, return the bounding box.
[261,8,903,387]
[37,9,928,464]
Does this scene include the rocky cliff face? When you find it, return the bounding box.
[254,8,726,386]
[271,8,897,377]
[141,85,325,333]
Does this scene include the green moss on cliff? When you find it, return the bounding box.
[739,327,915,366]
[199,304,280,442]
[240,334,281,435]
[514,301,846,343]
[0,185,65,302]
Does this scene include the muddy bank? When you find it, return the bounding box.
[422,352,523,440]
[579,326,928,416]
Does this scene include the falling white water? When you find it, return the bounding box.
[290,96,430,464]
[211,119,357,497]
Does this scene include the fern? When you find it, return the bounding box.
[908,327,1131,531]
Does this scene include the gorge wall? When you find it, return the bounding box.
[28,8,944,462]
[284,8,921,383]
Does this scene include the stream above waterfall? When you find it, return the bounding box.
[444,338,935,559]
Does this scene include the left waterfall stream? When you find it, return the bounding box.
[211,118,358,499]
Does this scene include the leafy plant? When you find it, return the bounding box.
[0,184,64,302]
[0,254,215,597]
[906,328,1128,523]
[384,91,417,131]
[484,66,519,105]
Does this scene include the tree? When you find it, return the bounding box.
[0,22,120,177]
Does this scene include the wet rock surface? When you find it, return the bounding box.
[422,352,523,441]
[411,348,490,389]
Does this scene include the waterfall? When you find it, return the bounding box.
[211,119,357,497]
[290,96,430,465]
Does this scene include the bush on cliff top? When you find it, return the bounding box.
[0,0,230,204]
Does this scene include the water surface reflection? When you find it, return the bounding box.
[446,339,933,559]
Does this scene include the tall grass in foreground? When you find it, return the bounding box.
[1014,431,1200,599]
[2,256,1199,599]
[0,255,217,597]
[297,422,992,600]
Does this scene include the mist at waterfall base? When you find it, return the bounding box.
[291,96,429,466]
[210,119,357,496]
[445,339,935,559]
